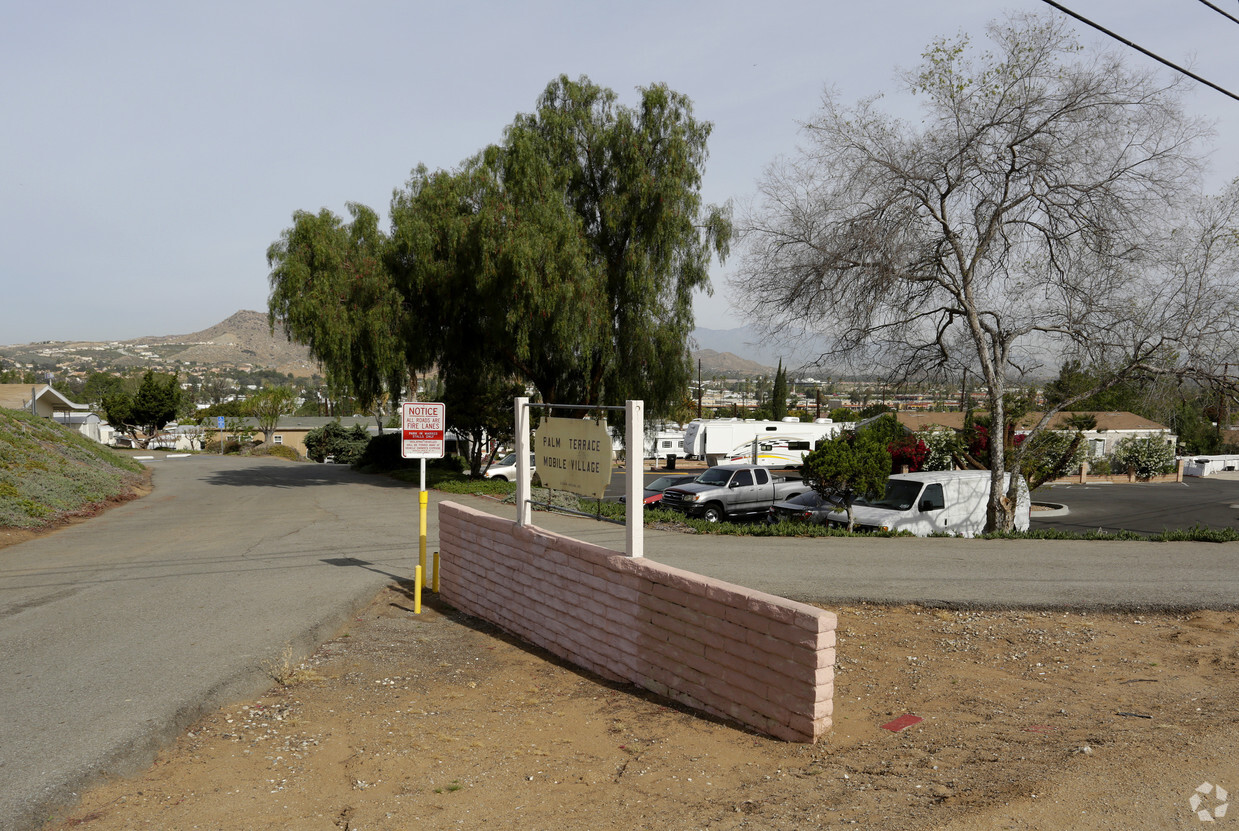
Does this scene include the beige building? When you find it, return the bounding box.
[230,416,380,458]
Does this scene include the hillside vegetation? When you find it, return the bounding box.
[0,408,145,529]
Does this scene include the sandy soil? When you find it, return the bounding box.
[38,579,1239,831]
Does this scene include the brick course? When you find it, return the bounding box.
[437,501,836,742]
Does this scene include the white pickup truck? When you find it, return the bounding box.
[660,464,805,523]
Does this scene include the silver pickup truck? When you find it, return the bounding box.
[660,464,805,523]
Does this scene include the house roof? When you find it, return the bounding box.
[0,383,89,412]
[895,411,1169,432]
[229,416,380,432]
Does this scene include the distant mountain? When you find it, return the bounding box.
[0,310,319,378]
[690,325,836,376]
[691,349,773,378]
[142,310,317,375]
[4,312,842,383]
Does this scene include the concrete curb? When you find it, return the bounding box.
[1031,502,1070,518]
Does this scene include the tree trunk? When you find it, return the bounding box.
[985,390,1016,534]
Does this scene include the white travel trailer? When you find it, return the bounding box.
[724,430,844,467]
[838,470,1030,538]
[645,427,686,462]
[684,417,839,466]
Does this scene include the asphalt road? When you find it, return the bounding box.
[0,455,431,831]
[4,456,1239,830]
[1032,477,1239,534]
[481,487,1239,611]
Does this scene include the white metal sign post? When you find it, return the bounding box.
[513,397,643,558]
[400,401,446,612]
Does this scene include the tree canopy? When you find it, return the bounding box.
[735,12,1239,530]
[268,75,731,430]
[246,386,298,446]
[102,370,183,445]
[801,430,890,531]
[267,204,414,422]
[771,361,789,421]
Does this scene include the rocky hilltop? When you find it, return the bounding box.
[141,310,317,375]
[693,349,774,378]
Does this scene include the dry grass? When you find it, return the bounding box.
[261,644,326,687]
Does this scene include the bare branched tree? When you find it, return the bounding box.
[734,12,1239,531]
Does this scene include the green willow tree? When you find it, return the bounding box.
[388,155,599,410]
[388,75,731,418]
[266,204,419,421]
[269,76,730,427]
[511,76,732,414]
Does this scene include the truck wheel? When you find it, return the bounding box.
[701,504,724,523]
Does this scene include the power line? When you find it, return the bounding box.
[1195,0,1239,28]
[1038,0,1239,103]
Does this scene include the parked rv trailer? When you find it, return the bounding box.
[644,426,686,462]
[724,430,843,467]
[683,417,839,466]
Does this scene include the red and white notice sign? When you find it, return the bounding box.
[400,401,446,459]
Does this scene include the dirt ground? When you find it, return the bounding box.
[36,576,1239,831]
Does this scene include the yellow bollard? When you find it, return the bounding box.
[414,565,422,615]
[419,490,428,575]
[432,551,440,593]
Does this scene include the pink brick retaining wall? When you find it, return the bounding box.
[438,501,836,742]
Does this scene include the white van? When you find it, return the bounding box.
[838,470,1030,537]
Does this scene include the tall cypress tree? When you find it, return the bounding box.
[771,360,788,421]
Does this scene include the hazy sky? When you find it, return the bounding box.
[3,0,1237,346]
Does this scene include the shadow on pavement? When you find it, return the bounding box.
[202,464,413,489]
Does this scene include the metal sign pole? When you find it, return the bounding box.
[515,396,531,527]
[420,457,428,574]
[400,401,446,614]
[626,399,644,558]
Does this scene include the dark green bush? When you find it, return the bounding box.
[354,432,406,470]
[303,422,371,465]
[355,432,469,473]
[253,444,301,461]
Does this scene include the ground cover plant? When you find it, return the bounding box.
[0,408,145,529]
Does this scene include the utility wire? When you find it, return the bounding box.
[1195,0,1239,27]
[1038,0,1239,103]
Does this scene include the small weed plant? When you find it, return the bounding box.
[262,645,325,687]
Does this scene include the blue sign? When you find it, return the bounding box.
[217,416,226,429]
